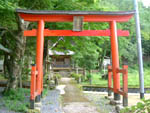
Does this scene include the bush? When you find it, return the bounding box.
[70,73,76,78]
[43,72,51,85]
[42,88,49,97]
[54,74,61,79]
[121,99,150,113]
[144,62,150,67]
[86,73,92,80]
[70,73,82,81]
[75,74,82,81]
[48,80,56,89]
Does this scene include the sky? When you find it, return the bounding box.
[141,0,150,7]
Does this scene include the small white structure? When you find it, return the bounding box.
[0,60,4,73]
[103,59,110,66]
[103,59,110,74]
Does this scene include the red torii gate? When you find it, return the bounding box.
[16,9,134,108]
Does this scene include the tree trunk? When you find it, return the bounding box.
[2,13,29,92]
[89,70,92,85]
[82,68,86,81]
[99,48,107,71]
[46,40,51,72]
[75,63,79,74]
[43,40,48,75]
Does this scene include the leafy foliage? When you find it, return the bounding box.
[1,88,30,112]
[70,72,82,82]
[0,0,149,74]
[54,73,62,80]
[121,99,150,113]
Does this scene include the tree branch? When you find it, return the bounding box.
[0,27,23,45]
[0,44,12,53]
[0,27,18,40]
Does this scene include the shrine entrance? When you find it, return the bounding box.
[16,9,134,109]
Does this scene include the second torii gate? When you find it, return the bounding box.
[16,9,134,108]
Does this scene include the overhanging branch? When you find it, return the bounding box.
[0,27,23,45]
[0,44,12,53]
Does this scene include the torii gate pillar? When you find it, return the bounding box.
[110,21,120,100]
[35,20,45,102]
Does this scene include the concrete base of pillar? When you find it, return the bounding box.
[30,96,42,112]
[114,93,120,100]
[108,90,112,96]
[35,95,41,102]
[30,100,35,109]
[140,93,144,99]
[123,96,128,107]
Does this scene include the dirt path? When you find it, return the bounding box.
[60,78,100,113]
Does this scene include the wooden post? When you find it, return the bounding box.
[123,65,128,106]
[110,21,120,100]
[108,65,112,96]
[30,64,36,109]
[35,20,45,102]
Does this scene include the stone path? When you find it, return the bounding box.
[60,78,100,113]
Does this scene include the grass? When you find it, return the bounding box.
[1,88,30,112]
[42,87,49,97]
[0,88,49,113]
[81,65,150,88]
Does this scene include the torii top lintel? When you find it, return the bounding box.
[16,9,134,22]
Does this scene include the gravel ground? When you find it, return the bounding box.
[41,89,63,113]
[84,93,117,113]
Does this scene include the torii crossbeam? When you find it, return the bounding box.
[16,9,134,109]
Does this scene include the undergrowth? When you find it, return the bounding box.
[0,88,49,112]
[1,88,30,112]
[121,99,150,113]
